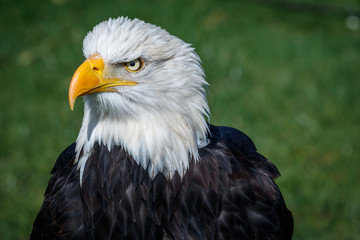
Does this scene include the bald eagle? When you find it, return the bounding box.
[31,17,293,240]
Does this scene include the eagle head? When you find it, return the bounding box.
[69,17,210,181]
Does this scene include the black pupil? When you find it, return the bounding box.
[130,61,136,67]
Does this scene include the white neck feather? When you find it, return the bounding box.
[75,97,209,182]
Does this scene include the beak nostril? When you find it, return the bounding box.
[93,67,99,71]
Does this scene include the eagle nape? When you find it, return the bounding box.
[31,17,293,240]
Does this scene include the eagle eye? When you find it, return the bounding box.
[124,59,143,72]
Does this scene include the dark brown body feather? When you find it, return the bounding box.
[31,125,293,239]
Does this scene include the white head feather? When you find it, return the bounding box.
[75,17,210,181]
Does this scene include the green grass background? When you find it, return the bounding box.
[1,0,359,239]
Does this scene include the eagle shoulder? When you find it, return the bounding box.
[31,143,84,240]
[200,125,293,239]
[51,142,76,174]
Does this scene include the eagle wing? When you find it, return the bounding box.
[31,143,85,240]
[209,125,294,239]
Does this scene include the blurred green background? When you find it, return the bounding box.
[1,0,359,239]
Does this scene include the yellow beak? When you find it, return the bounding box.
[68,55,137,110]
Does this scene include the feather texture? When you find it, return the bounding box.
[31,125,293,239]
